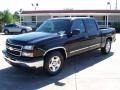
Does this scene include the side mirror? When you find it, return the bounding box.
[72,29,80,35]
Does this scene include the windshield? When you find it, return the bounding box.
[36,19,71,33]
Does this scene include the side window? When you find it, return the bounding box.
[9,24,14,27]
[5,25,9,27]
[9,24,15,27]
[12,24,17,27]
[71,19,85,33]
[53,20,71,32]
[84,19,98,35]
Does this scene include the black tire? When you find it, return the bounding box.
[101,39,112,54]
[21,29,27,34]
[44,51,64,76]
[4,30,9,35]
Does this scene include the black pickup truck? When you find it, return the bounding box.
[2,17,116,75]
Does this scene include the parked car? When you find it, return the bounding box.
[3,24,32,34]
[2,17,116,75]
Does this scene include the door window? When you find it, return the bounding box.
[84,19,98,35]
[71,19,85,33]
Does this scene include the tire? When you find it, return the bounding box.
[21,29,27,34]
[101,39,111,54]
[4,30,9,35]
[44,51,64,75]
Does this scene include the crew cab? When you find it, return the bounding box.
[2,17,116,75]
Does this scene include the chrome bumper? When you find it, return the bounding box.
[2,50,44,69]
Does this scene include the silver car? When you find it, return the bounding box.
[3,24,32,34]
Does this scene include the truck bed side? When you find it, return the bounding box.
[100,28,116,47]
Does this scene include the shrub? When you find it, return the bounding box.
[0,24,2,32]
[111,22,120,33]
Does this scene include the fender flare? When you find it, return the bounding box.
[43,47,67,58]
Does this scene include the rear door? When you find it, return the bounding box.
[8,24,14,32]
[83,19,101,49]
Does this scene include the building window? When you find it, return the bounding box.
[21,17,23,21]
[32,16,36,21]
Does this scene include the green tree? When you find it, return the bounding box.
[0,11,4,24]
[0,11,3,32]
[2,10,13,24]
[0,10,20,32]
[13,11,20,22]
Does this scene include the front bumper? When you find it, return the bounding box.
[2,50,44,69]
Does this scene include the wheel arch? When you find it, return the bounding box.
[21,29,27,32]
[43,47,67,60]
[4,29,9,32]
[106,37,112,42]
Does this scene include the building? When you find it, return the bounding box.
[21,10,120,28]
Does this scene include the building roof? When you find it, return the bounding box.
[22,10,120,14]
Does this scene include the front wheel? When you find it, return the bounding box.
[44,51,64,75]
[101,39,111,54]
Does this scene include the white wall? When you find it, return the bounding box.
[23,16,32,22]
[37,16,51,22]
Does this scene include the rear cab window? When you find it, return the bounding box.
[83,19,98,36]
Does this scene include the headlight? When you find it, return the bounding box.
[22,45,35,57]
[23,45,34,50]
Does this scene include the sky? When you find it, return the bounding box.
[0,0,119,13]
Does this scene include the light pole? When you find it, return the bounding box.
[32,3,39,26]
[19,9,22,25]
[115,0,118,10]
[107,2,111,10]
[32,3,39,11]
[106,2,111,27]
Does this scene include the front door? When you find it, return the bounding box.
[65,19,90,56]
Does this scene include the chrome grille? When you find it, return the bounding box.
[6,42,22,56]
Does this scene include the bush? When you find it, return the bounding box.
[0,24,2,32]
[111,22,120,33]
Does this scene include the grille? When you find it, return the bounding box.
[6,42,22,56]
[7,49,21,56]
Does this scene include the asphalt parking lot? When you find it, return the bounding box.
[0,33,120,90]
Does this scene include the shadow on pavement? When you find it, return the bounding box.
[0,50,114,90]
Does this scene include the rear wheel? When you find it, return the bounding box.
[4,30,9,35]
[44,51,64,75]
[101,39,111,54]
[21,29,27,34]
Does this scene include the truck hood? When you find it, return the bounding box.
[8,32,58,45]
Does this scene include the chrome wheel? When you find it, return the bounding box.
[101,39,112,54]
[44,51,64,75]
[106,41,111,53]
[21,30,27,34]
[49,56,61,72]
